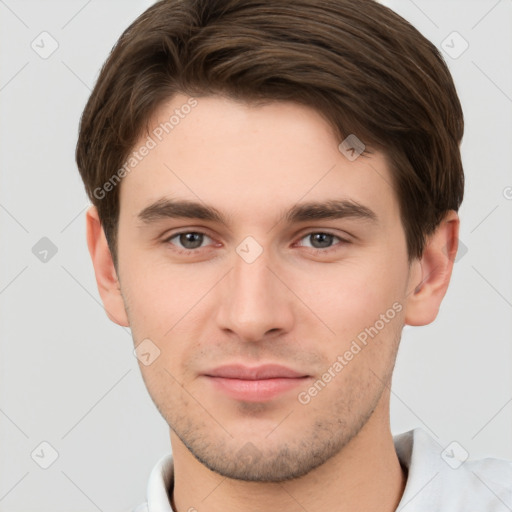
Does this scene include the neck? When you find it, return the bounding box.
[169,400,406,512]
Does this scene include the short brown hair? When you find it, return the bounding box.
[76,0,464,268]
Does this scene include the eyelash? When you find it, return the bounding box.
[162,230,350,256]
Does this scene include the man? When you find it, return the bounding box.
[75,0,511,510]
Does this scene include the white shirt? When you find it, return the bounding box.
[133,428,512,512]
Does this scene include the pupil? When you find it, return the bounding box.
[181,232,202,249]
[312,233,332,248]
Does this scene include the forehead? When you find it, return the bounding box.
[118,94,399,229]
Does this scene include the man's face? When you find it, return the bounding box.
[115,94,417,481]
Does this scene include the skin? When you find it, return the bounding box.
[86,94,459,512]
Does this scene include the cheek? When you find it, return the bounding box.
[137,359,192,423]
[298,257,404,335]
[120,251,212,334]
[121,260,212,378]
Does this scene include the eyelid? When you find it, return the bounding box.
[295,227,352,241]
[161,225,215,241]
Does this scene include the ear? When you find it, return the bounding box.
[85,205,129,327]
[404,210,460,326]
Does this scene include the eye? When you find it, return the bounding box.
[296,232,349,252]
[164,231,214,252]
[163,230,349,255]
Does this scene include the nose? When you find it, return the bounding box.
[215,243,295,343]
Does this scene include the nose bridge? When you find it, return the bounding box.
[232,243,274,298]
[215,237,293,340]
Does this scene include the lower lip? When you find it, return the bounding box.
[205,376,310,402]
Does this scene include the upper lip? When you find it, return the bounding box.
[203,364,308,380]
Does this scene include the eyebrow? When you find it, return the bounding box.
[137,197,378,227]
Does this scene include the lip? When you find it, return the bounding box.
[203,364,308,380]
[202,364,311,402]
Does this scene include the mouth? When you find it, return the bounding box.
[202,364,312,402]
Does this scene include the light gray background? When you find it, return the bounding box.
[0,0,511,510]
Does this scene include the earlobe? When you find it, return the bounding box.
[404,210,460,326]
[85,205,130,327]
